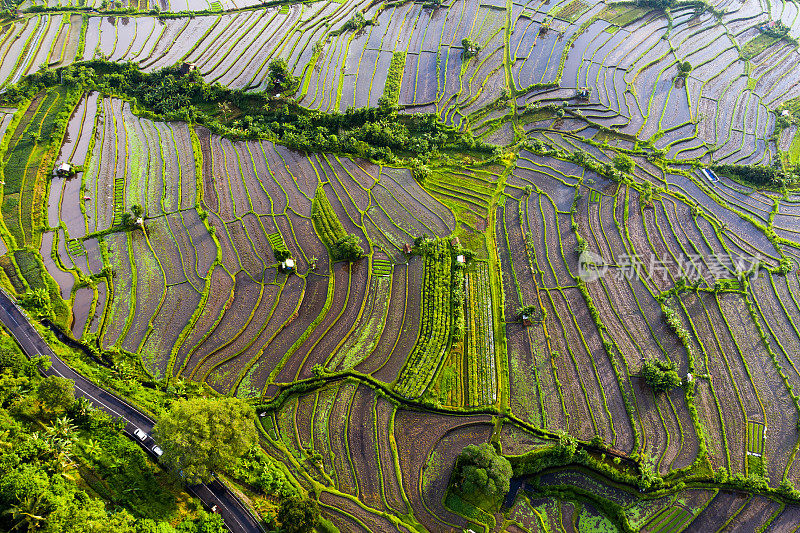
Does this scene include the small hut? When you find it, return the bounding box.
[456,254,466,265]
[54,162,74,177]
[179,62,197,75]
[281,258,295,273]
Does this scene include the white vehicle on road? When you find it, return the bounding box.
[152,445,164,457]
[133,428,147,441]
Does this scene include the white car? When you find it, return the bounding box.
[152,445,164,457]
[133,428,147,441]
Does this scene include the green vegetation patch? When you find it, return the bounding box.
[0,331,222,533]
[311,186,364,261]
[380,51,406,107]
[267,231,290,261]
[1,85,80,250]
[597,5,650,26]
[747,420,765,455]
[312,186,348,251]
[2,61,495,184]
[642,506,693,533]
[553,0,590,22]
[741,33,781,60]
[372,258,392,277]
[396,237,455,398]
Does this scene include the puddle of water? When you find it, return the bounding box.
[39,231,74,300]
[71,286,93,338]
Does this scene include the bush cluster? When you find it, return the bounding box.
[711,163,797,188]
[0,61,494,173]
[641,359,682,393]
[451,443,512,510]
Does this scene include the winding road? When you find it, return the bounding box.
[0,288,263,533]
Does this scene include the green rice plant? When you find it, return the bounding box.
[740,33,781,61]
[267,231,290,261]
[466,261,496,406]
[642,505,692,533]
[312,185,360,261]
[380,51,406,107]
[395,238,454,399]
[746,420,764,456]
[372,258,392,277]
[67,238,84,255]
[553,0,590,22]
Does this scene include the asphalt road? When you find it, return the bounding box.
[0,288,262,533]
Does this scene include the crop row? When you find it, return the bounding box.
[465,261,496,406]
[311,185,347,250]
[395,238,453,399]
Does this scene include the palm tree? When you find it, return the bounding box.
[4,493,49,532]
[47,416,78,443]
[82,438,103,461]
[49,449,77,478]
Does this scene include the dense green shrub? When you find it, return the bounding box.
[612,153,634,174]
[0,62,494,180]
[332,234,365,261]
[711,163,796,187]
[266,58,300,95]
[231,448,294,497]
[462,38,481,58]
[451,443,512,510]
[19,288,53,320]
[641,359,681,393]
[277,496,319,533]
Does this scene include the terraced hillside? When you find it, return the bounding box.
[6,0,800,530]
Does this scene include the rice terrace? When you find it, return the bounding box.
[6,0,800,530]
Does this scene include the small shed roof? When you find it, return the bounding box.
[456,254,465,264]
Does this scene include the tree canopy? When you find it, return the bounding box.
[277,496,320,533]
[453,443,512,510]
[36,375,75,415]
[153,397,257,483]
[642,359,682,393]
[462,38,481,58]
[266,58,300,95]
[332,234,365,262]
[612,153,634,174]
